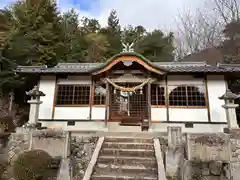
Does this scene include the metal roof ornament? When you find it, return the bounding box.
[122,42,135,52]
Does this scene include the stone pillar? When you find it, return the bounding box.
[28,99,42,124]
[167,126,182,150]
[219,89,239,128]
[26,86,45,125]
[223,103,239,128]
[166,126,184,179]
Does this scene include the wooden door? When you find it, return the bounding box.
[109,84,148,123]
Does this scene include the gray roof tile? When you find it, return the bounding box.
[16,62,240,74]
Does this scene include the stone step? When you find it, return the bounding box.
[100,148,155,157]
[104,137,153,143]
[94,163,157,174]
[102,142,154,149]
[91,173,158,180]
[97,156,157,167]
[95,131,165,138]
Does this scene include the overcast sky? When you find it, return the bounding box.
[0,0,207,31]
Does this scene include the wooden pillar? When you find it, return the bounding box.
[204,75,211,122]
[105,82,110,127]
[148,82,151,126]
[89,76,94,120]
[165,75,170,121]
[51,76,57,120]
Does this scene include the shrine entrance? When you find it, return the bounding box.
[109,84,148,125]
[91,46,166,129]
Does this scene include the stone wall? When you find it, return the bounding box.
[186,133,230,162]
[70,134,98,180]
[180,160,226,180]
[164,127,234,180]
[31,129,68,157]
[228,129,240,180]
[0,129,99,180]
[1,132,30,180]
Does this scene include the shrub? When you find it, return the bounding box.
[17,112,29,127]
[0,116,15,132]
[0,159,8,178]
[13,150,52,180]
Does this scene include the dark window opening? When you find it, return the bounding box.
[151,84,165,105]
[94,84,106,105]
[56,85,90,105]
[169,85,206,107]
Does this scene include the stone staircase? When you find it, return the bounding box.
[90,137,158,180]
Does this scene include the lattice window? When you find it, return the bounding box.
[94,84,106,105]
[56,85,90,105]
[169,85,206,107]
[151,84,165,105]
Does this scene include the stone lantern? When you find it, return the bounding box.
[26,85,45,125]
[219,89,239,128]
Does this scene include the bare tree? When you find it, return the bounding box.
[175,9,222,59]
[0,93,24,126]
[175,0,240,59]
[212,0,240,24]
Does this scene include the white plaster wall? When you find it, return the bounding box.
[38,75,56,119]
[169,108,208,122]
[151,108,167,121]
[167,75,204,85]
[57,75,91,85]
[207,75,227,122]
[151,108,208,122]
[40,121,106,131]
[92,107,106,120]
[151,123,227,133]
[66,121,106,131]
[54,107,90,120]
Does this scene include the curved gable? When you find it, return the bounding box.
[92,52,166,75]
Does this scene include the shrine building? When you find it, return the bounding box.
[16,48,240,133]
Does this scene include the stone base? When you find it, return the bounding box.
[57,158,71,180]
[107,122,141,132]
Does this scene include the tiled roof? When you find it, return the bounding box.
[16,62,240,74]
[154,62,234,72]
[16,63,101,73]
[217,63,240,71]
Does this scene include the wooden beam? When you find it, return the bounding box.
[105,82,110,127]
[51,76,58,120]
[148,82,151,126]
[89,76,94,120]
[204,75,211,122]
[165,76,170,121]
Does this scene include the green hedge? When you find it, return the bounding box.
[13,150,52,180]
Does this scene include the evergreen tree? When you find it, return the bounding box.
[84,33,109,62]
[121,25,146,45]
[136,30,174,62]
[107,10,121,34]
[61,9,85,62]
[3,0,65,67]
[81,17,101,34]
[102,10,122,58]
